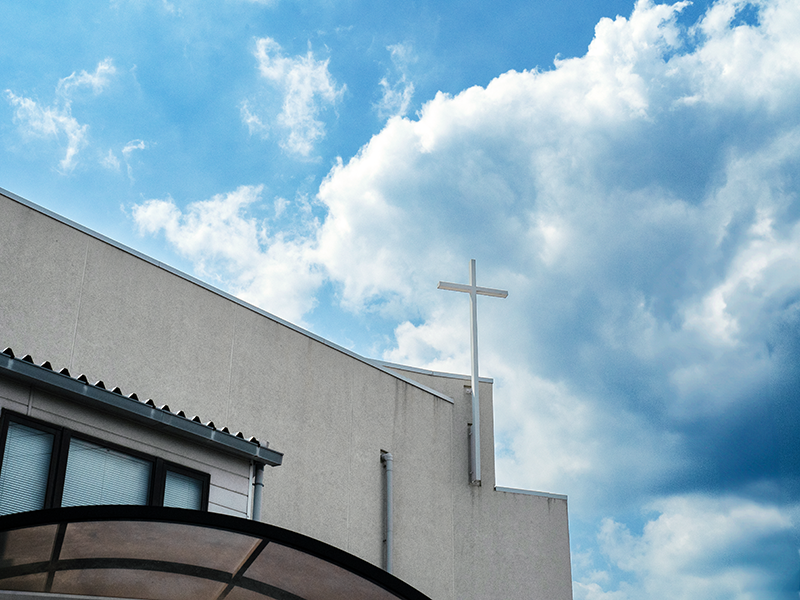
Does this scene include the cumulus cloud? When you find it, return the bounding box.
[132,185,322,323]
[375,42,416,120]
[574,495,797,599]
[312,1,800,590]
[138,0,800,592]
[250,38,345,156]
[5,59,116,172]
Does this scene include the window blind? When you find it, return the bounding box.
[163,470,204,510]
[62,437,152,507]
[0,422,54,515]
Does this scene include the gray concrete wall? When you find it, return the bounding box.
[0,189,571,600]
[385,366,574,600]
[0,375,252,518]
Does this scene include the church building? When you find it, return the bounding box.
[0,187,573,600]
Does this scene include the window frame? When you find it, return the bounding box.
[153,459,211,510]
[0,410,209,512]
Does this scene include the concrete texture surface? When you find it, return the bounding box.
[0,189,572,600]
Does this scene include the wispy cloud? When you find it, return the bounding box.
[240,100,269,138]
[56,58,116,97]
[122,139,146,156]
[5,92,88,172]
[250,38,345,156]
[100,149,121,171]
[375,42,416,120]
[121,139,147,182]
[132,185,322,323]
[5,58,116,172]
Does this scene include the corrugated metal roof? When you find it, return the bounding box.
[0,347,283,466]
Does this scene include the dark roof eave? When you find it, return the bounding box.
[0,353,283,467]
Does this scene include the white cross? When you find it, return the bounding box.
[438,259,507,485]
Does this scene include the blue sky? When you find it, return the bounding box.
[2,0,799,597]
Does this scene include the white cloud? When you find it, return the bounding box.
[375,43,416,120]
[298,7,800,564]
[121,139,147,182]
[56,58,116,97]
[132,186,322,323]
[122,139,146,156]
[101,149,121,170]
[679,0,800,110]
[5,59,116,172]
[138,2,800,591]
[574,495,797,600]
[312,0,800,359]
[251,38,345,156]
[240,100,269,138]
[6,91,88,172]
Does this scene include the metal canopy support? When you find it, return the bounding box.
[438,259,507,485]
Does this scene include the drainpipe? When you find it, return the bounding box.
[252,463,264,521]
[381,452,394,573]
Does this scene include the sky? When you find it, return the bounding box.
[2,0,799,597]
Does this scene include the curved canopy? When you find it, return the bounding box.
[0,506,431,600]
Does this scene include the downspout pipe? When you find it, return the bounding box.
[381,452,394,573]
[252,463,264,521]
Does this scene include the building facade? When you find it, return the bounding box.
[0,187,573,600]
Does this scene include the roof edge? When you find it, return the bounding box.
[375,360,494,384]
[495,486,567,501]
[0,187,454,404]
[0,351,283,466]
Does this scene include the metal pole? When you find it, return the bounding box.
[437,259,507,486]
[468,259,481,485]
[252,463,264,521]
[381,452,394,573]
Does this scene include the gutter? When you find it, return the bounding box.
[0,349,283,467]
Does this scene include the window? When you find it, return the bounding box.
[0,421,56,515]
[0,411,209,515]
[61,437,153,507]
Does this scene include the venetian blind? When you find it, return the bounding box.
[163,470,204,510]
[0,422,54,515]
[61,437,152,507]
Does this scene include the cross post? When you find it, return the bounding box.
[438,259,507,485]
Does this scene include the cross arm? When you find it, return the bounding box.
[437,281,509,298]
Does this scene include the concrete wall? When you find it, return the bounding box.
[386,366,574,600]
[0,189,571,600]
[0,375,252,518]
